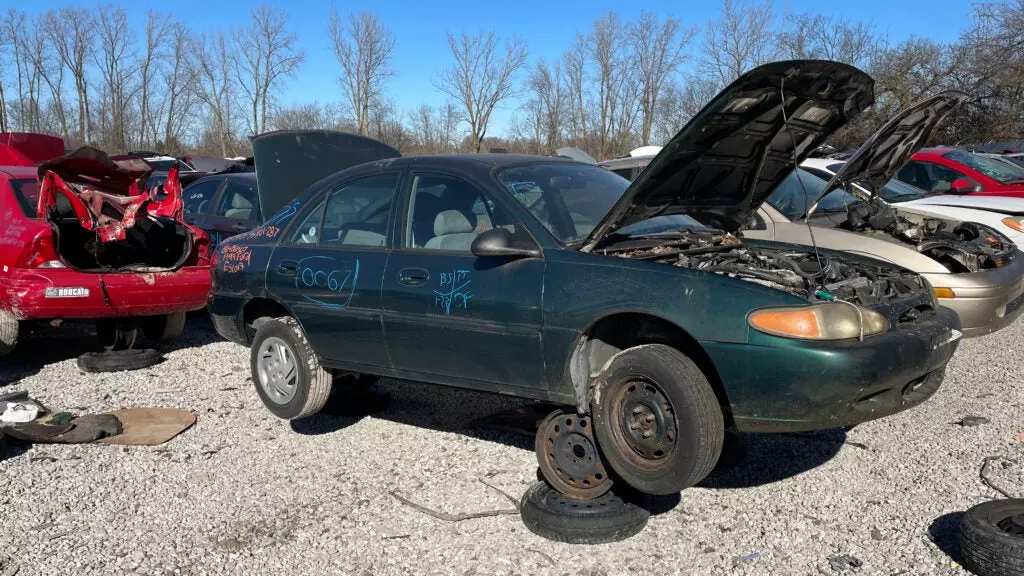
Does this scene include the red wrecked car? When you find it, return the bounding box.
[0,146,212,356]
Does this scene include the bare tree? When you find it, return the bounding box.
[45,7,92,144]
[27,14,68,139]
[4,10,29,131]
[193,32,236,156]
[654,76,719,144]
[328,8,395,136]
[138,10,171,147]
[562,34,588,145]
[159,22,196,150]
[588,13,638,158]
[631,12,696,145]
[526,60,565,152]
[94,5,136,151]
[270,101,345,131]
[777,10,879,68]
[369,98,412,152]
[233,5,305,135]
[436,31,528,152]
[700,0,777,86]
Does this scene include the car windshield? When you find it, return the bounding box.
[766,169,858,220]
[8,178,40,218]
[497,162,631,244]
[943,149,1024,184]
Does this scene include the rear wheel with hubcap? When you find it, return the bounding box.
[250,317,332,420]
[591,344,724,495]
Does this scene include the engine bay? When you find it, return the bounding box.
[838,201,1014,273]
[603,231,928,306]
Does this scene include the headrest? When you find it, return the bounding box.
[231,193,253,209]
[434,210,476,236]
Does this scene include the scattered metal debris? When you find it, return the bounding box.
[827,554,863,571]
[957,416,990,427]
[979,455,1018,498]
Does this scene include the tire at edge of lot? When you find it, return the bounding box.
[960,499,1024,576]
[77,348,163,373]
[250,316,332,420]
[591,343,724,495]
[519,481,649,544]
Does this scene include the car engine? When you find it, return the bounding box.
[840,201,1015,273]
[604,231,928,306]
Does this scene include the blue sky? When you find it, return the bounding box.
[24,0,975,134]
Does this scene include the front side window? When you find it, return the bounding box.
[898,161,974,193]
[182,180,220,216]
[944,150,1024,184]
[288,198,326,244]
[321,173,400,247]
[497,162,630,244]
[405,174,507,251]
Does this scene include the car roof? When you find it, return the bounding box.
[189,171,259,185]
[799,157,842,171]
[0,166,38,179]
[918,147,954,155]
[389,153,578,169]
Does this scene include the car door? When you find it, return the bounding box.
[898,160,980,194]
[265,172,402,372]
[381,171,546,393]
[181,178,223,235]
[206,178,261,244]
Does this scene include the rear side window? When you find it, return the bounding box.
[183,180,221,216]
[214,180,260,221]
[9,178,40,218]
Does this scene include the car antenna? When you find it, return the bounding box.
[780,77,866,340]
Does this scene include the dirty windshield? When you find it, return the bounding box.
[766,169,858,221]
[943,149,1024,184]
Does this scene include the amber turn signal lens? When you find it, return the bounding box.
[748,309,822,338]
[933,287,957,299]
[1002,217,1024,233]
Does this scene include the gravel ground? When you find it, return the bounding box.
[0,313,1021,576]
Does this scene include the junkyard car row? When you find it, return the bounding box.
[5,59,1024,568]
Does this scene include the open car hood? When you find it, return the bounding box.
[251,130,400,222]
[809,90,968,212]
[579,60,875,251]
[0,132,64,164]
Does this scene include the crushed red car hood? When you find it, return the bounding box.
[38,147,153,194]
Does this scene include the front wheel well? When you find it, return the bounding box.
[568,313,734,427]
[242,297,291,344]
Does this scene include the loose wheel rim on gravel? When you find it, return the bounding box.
[257,336,299,404]
[536,410,613,499]
[610,377,679,465]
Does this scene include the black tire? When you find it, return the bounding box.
[0,310,17,357]
[250,317,332,420]
[519,481,649,544]
[77,348,163,373]
[96,319,137,351]
[591,344,724,495]
[138,312,187,341]
[960,499,1024,576]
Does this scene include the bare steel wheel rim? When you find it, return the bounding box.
[257,336,299,404]
[535,410,613,499]
[612,377,679,464]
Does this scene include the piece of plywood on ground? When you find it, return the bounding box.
[99,408,196,446]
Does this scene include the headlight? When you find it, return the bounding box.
[748,303,890,340]
[1002,216,1024,233]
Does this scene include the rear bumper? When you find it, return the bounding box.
[0,266,211,320]
[923,260,1024,337]
[703,306,961,433]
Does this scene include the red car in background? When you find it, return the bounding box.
[0,145,212,356]
[896,147,1024,198]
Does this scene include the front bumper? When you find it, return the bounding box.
[924,260,1024,337]
[702,306,961,433]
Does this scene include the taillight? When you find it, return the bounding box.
[16,232,65,269]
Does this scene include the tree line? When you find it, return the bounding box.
[1,1,1022,161]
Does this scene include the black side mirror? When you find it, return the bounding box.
[470,228,541,259]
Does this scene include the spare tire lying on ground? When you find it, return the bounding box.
[519,481,649,544]
[960,499,1024,576]
[77,348,163,373]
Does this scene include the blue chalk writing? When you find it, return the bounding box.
[266,201,300,226]
[295,256,359,309]
[433,269,472,314]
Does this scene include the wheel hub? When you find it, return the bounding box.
[536,410,613,500]
[998,513,1024,536]
[617,380,677,460]
[256,336,298,405]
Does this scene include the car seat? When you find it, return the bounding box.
[224,192,254,220]
[425,210,478,251]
